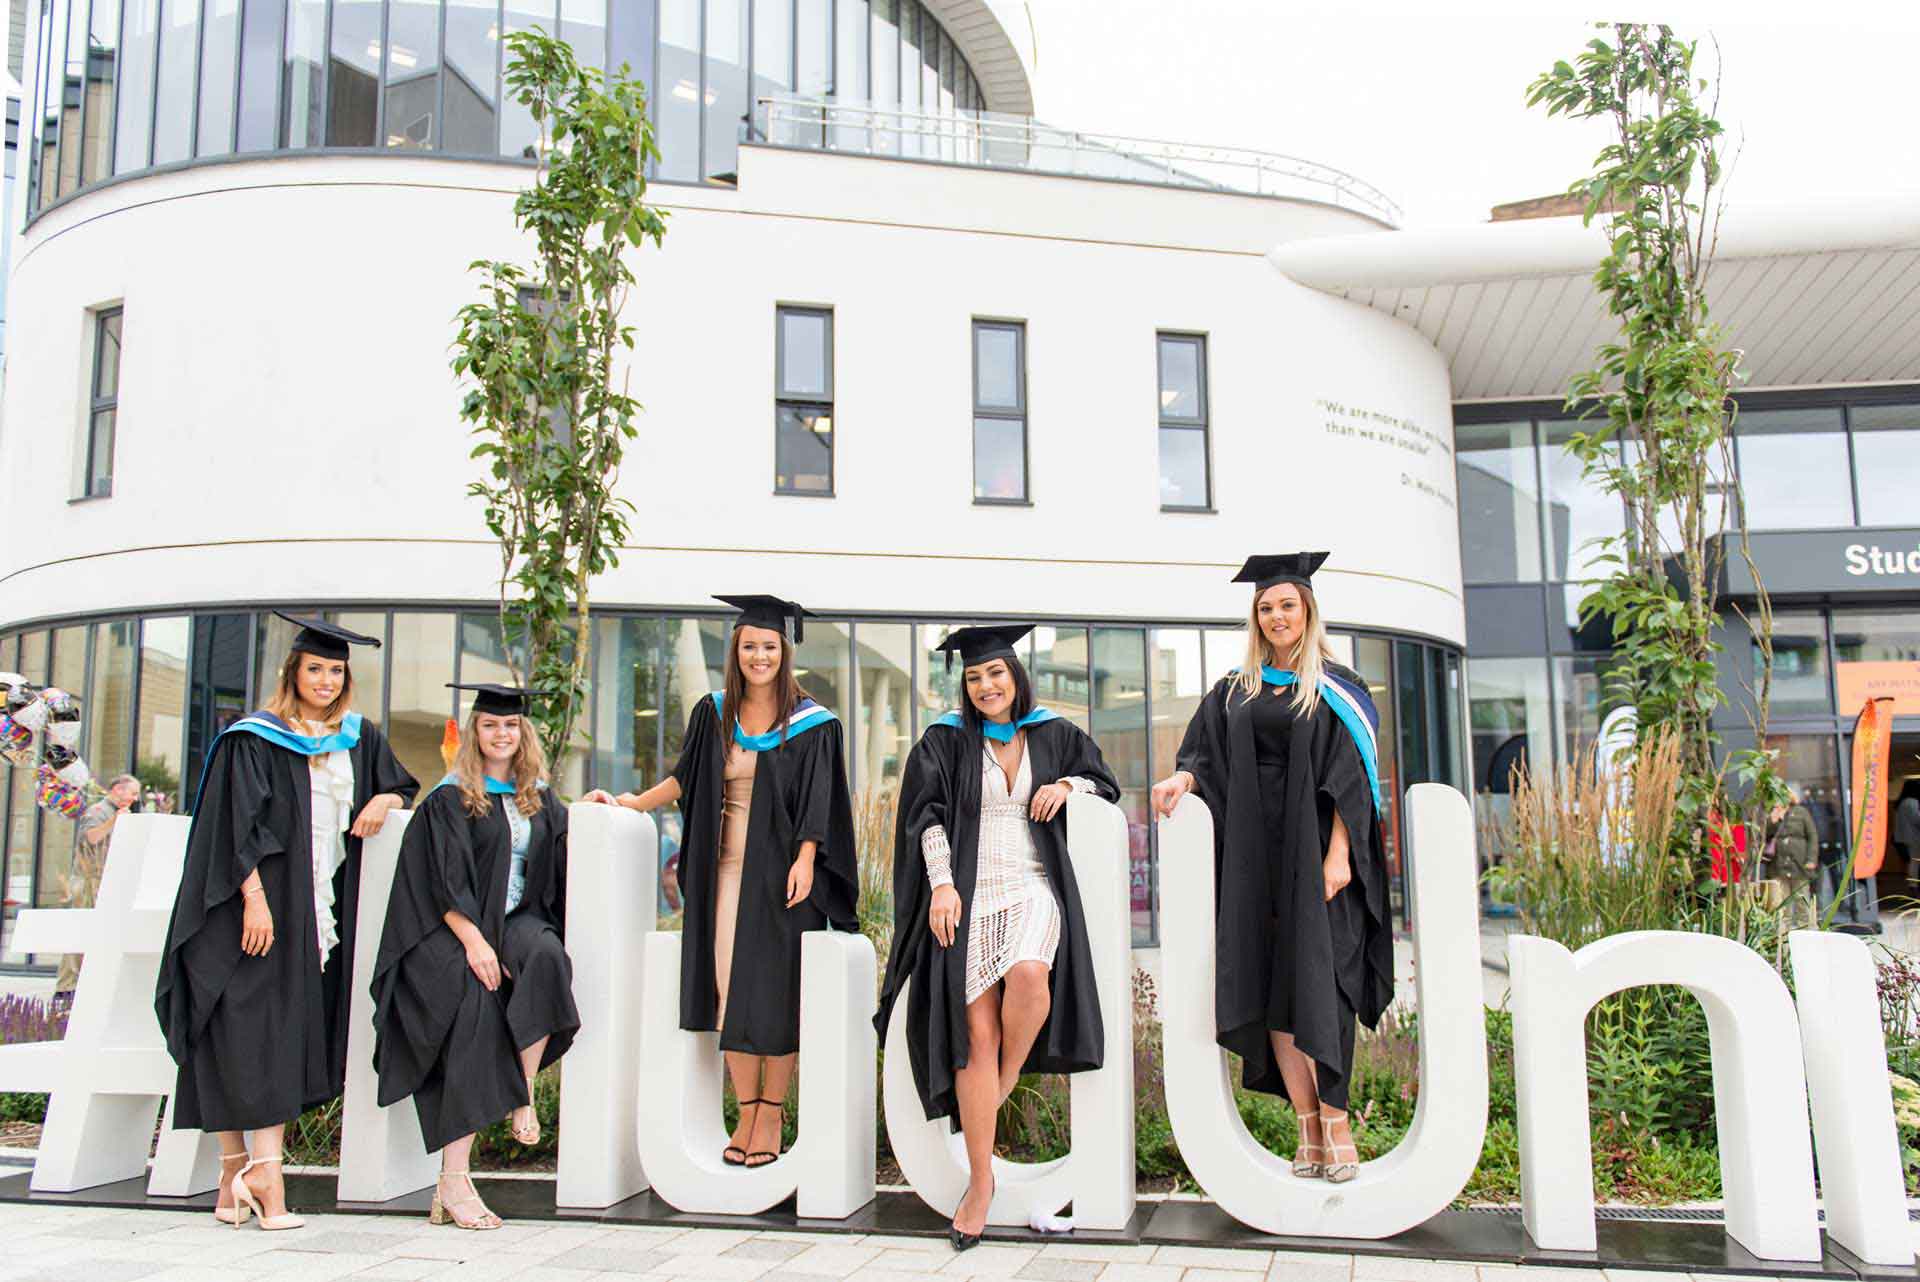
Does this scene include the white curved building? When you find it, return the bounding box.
[0,0,1466,959]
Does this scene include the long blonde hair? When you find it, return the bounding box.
[1233,582,1336,717]
[263,649,355,726]
[451,711,547,818]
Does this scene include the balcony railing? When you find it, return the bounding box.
[755,96,1403,227]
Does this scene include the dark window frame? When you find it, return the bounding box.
[970,317,1028,505]
[1155,330,1212,512]
[774,303,835,497]
[82,305,123,499]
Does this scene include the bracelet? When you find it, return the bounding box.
[242,885,265,899]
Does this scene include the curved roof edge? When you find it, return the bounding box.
[929,0,1036,116]
[1267,196,1920,400]
[1268,196,1920,291]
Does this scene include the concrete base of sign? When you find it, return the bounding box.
[0,1170,1903,1279]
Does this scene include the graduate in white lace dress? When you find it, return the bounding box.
[156,616,417,1231]
[875,625,1120,1251]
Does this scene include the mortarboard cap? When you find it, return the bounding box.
[447,683,550,717]
[715,594,808,644]
[934,624,1035,672]
[275,612,382,662]
[1232,552,1330,594]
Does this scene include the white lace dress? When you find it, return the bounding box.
[304,726,356,966]
[922,741,1098,1005]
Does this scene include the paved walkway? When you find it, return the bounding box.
[0,1202,1831,1282]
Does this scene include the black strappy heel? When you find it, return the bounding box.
[742,1097,784,1169]
[722,1097,758,1167]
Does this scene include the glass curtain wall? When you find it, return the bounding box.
[0,609,1465,953]
[26,0,987,213]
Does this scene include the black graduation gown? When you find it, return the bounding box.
[671,696,859,1056]
[155,718,418,1132]
[370,785,578,1151]
[1175,664,1392,1110]
[875,716,1121,1124]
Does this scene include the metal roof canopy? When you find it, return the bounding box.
[1268,198,1920,402]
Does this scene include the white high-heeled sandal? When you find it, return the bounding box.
[230,1154,305,1230]
[212,1152,249,1225]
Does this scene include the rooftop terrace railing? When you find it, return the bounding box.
[755,96,1403,227]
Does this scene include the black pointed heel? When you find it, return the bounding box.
[949,1174,994,1252]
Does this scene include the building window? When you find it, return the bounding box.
[1735,406,1854,530]
[1156,332,1210,510]
[84,307,122,498]
[775,306,834,495]
[972,319,1027,503]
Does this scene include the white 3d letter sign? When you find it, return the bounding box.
[1157,784,1488,1239]
[10,786,1912,1267]
[0,814,220,1195]
[883,793,1136,1230]
[635,929,876,1217]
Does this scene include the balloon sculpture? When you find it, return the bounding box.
[0,673,99,820]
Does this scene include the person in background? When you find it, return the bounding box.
[54,773,141,1000]
[1766,785,1821,929]
[1895,783,1920,891]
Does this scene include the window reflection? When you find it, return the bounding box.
[703,0,747,179]
[500,0,558,160]
[443,0,499,153]
[1467,655,1550,897]
[282,0,326,147]
[853,623,912,796]
[197,0,242,157]
[384,0,445,150]
[38,626,88,913]
[1851,403,1920,526]
[136,618,190,814]
[385,612,457,797]
[29,0,990,216]
[1090,627,1151,943]
[1540,420,1623,583]
[88,621,138,785]
[151,0,201,164]
[328,0,383,145]
[114,0,160,171]
[1735,407,1853,530]
[1764,611,1830,718]
[236,0,283,151]
[1456,420,1541,582]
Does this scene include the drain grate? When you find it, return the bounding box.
[1455,1205,1920,1224]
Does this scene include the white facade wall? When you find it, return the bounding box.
[0,146,1462,643]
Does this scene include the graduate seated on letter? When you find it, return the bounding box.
[874,624,1122,1252]
[155,614,418,1232]
[371,684,580,1231]
[584,594,860,1171]
[1152,553,1394,1187]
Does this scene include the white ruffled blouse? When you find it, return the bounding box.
[304,725,356,966]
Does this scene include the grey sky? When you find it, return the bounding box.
[1021,2,1920,228]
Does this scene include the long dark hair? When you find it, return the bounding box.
[958,655,1036,737]
[721,624,805,747]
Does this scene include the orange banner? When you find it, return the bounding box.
[1851,696,1897,878]
[1836,661,1920,718]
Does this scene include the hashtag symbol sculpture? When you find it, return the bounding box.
[0,814,221,1194]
